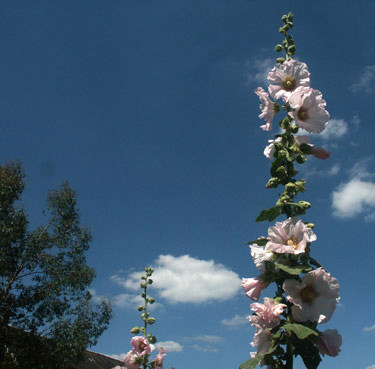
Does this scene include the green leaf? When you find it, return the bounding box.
[239,356,263,369]
[247,237,268,246]
[256,206,281,222]
[274,262,312,275]
[283,323,318,339]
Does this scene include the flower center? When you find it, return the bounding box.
[299,285,318,303]
[297,107,309,121]
[282,76,296,91]
[287,239,298,249]
[139,342,146,351]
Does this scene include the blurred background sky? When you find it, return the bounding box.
[1,1,375,368]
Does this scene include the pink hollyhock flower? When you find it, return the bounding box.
[288,87,330,133]
[112,367,125,369]
[250,297,287,329]
[130,336,154,356]
[123,351,141,369]
[294,136,330,160]
[250,244,274,273]
[250,327,272,361]
[241,277,268,301]
[267,59,310,101]
[155,347,167,369]
[283,268,340,323]
[254,87,276,131]
[265,217,316,255]
[263,137,282,160]
[316,329,342,357]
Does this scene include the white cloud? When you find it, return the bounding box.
[366,365,375,369]
[363,324,375,332]
[190,335,223,343]
[111,293,161,310]
[192,344,219,353]
[110,352,127,361]
[349,65,375,93]
[221,314,248,328]
[112,255,241,304]
[155,341,183,352]
[245,57,274,86]
[332,159,375,220]
[320,118,348,140]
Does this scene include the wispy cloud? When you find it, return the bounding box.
[305,164,340,178]
[332,158,375,220]
[349,65,375,93]
[366,365,375,369]
[111,255,241,304]
[320,118,348,140]
[363,324,375,332]
[245,57,274,87]
[190,335,223,343]
[155,341,183,352]
[183,335,223,353]
[221,314,248,328]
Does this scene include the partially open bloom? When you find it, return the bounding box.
[155,347,167,369]
[250,244,274,273]
[249,327,272,362]
[267,59,310,101]
[123,351,141,369]
[283,268,340,323]
[250,298,287,328]
[255,87,276,131]
[288,87,329,133]
[130,336,154,356]
[263,137,282,160]
[241,277,268,301]
[265,217,317,254]
[316,329,342,357]
[294,136,330,160]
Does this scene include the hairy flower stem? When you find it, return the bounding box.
[285,338,293,369]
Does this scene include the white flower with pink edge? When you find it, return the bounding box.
[267,59,311,101]
[283,267,340,324]
[288,87,329,133]
[265,217,317,255]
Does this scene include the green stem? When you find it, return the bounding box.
[285,337,293,369]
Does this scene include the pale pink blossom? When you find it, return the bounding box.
[316,329,342,357]
[250,297,287,328]
[112,366,125,369]
[288,87,329,133]
[267,59,310,101]
[241,277,268,301]
[155,347,167,369]
[250,327,272,362]
[254,87,275,131]
[294,136,330,160]
[264,137,282,160]
[123,351,141,369]
[250,244,274,272]
[265,217,317,254]
[130,336,154,356]
[283,268,340,323]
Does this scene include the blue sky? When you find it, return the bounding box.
[1,1,375,368]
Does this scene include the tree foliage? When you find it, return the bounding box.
[0,161,112,369]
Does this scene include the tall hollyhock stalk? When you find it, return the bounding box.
[113,267,167,369]
[240,13,341,369]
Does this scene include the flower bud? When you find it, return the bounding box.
[130,326,141,334]
[148,297,155,304]
[148,317,156,325]
[149,335,157,344]
[141,275,147,280]
[140,282,147,288]
[141,292,146,298]
[276,166,287,177]
[286,21,293,28]
[297,201,311,210]
[281,15,288,22]
[137,305,144,311]
[288,45,296,54]
[276,57,285,64]
[296,155,306,164]
[147,279,153,285]
[274,44,283,52]
[305,222,315,229]
[279,27,285,33]
[285,182,297,193]
[266,177,280,189]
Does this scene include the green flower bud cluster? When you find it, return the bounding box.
[130,267,158,345]
[275,12,296,62]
